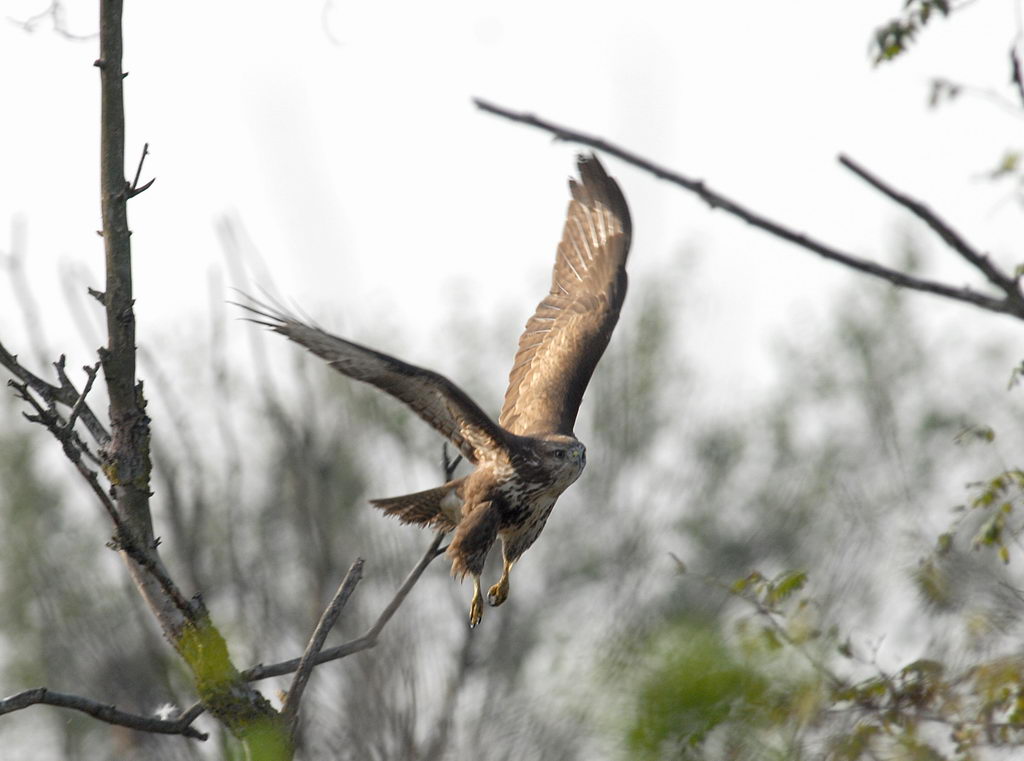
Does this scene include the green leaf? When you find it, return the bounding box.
[974,514,1003,547]
[913,558,954,610]
[624,621,770,759]
[829,723,880,761]
[761,626,784,651]
[989,150,1020,180]
[771,570,809,604]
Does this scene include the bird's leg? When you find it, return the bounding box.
[469,575,484,628]
[487,558,513,607]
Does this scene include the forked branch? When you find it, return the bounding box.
[243,532,446,682]
[176,533,446,729]
[0,342,110,446]
[838,154,1023,308]
[474,98,1024,321]
[281,558,365,733]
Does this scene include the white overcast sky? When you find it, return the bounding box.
[1,0,1022,397]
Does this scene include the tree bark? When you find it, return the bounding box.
[96,1,290,757]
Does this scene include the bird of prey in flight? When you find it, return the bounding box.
[242,154,631,627]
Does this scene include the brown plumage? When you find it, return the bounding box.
[239,155,631,627]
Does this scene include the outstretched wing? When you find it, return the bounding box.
[499,155,632,437]
[237,298,508,464]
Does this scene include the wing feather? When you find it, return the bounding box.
[499,155,632,436]
[237,298,508,464]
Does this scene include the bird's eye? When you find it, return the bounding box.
[554,450,565,459]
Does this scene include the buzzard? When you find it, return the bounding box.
[242,155,631,627]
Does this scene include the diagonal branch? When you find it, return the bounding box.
[5,376,193,617]
[838,154,1024,306]
[281,558,365,733]
[66,361,101,432]
[0,687,208,741]
[242,532,446,682]
[473,98,1024,321]
[0,341,110,446]
[1011,48,1024,109]
[8,378,117,515]
[128,142,155,198]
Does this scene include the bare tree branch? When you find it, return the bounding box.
[838,154,1024,306]
[128,142,155,198]
[4,0,446,755]
[243,532,446,682]
[1011,48,1024,108]
[91,1,289,751]
[97,0,156,552]
[0,341,110,447]
[7,1,95,40]
[282,558,365,733]
[180,534,446,730]
[3,363,101,470]
[0,687,208,741]
[6,375,197,617]
[474,98,1024,321]
[442,443,463,481]
[66,361,100,432]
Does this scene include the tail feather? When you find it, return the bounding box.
[369,477,465,531]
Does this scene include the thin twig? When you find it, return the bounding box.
[128,142,155,198]
[838,154,1024,304]
[6,0,96,40]
[66,361,101,432]
[473,98,1024,321]
[0,687,207,741]
[8,378,111,506]
[442,443,462,481]
[281,558,365,733]
[242,532,446,682]
[1012,49,1024,109]
[0,341,110,445]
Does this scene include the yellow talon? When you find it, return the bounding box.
[488,559,512,607]
[469,576,484,628]
[488,576,509,607]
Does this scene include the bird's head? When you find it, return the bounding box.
[537,434,587,487]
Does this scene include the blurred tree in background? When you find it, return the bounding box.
[5,237,1024,759]
[4,1,1024,759]
[0,248,683,759]
[606,250,1024,759]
